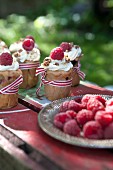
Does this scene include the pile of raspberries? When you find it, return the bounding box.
[53,94,113,140]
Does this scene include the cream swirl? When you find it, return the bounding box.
[41,57,73,71]
[64,46,82,61]
[13,47,40,62]
[0,56,19,71]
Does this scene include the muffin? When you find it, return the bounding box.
[10,36,40,89]
[37,47,73,101]
[60,42,85,86]
[0,50,23,109]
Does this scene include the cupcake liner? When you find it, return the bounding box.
[0,69,23,109]
[36,68,72,101]
[19,61,40,89]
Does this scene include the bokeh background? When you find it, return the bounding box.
[0,0,113,88]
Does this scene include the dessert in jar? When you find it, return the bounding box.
[11,36,40,89]
[0,48,23,109]
[36,47,73,101]
[60,42,85,86]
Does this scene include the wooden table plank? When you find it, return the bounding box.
[0,102,113,170]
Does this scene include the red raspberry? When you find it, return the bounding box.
[81,94,94,107]
[76,109,94,126]
[0,52,13,66]
[53,112,71,129]
[26,35,35,42]
[94,95,106,106]
[22,38,34,51]
[104,123,113,139]
[63,119,81,136]
[60,101,70,112]
[87,98,105,114]
[95,111,113,128]
[106,106,113,112]
[83,121,104,139]
[60,42,72,52]
[74,97,82,103]
[66,110,77,119]
[50,47,64,60]
[106,98,113,107]
[68,100,84,112]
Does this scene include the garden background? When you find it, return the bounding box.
[0,0,113,88]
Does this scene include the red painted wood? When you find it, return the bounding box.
[71,83,113,96]
[0,84,113,170]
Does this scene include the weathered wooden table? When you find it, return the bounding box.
[0,82,113,170]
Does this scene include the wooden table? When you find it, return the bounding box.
[0,82,113,170]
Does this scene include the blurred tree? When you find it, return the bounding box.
[92,0,113,21]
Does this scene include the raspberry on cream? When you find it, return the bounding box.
[60,42,82,61]
[64,46,82,61]
[9,38,38,53]
[41,47,73,71]
[0,54,19,71]
[41,57,73,72]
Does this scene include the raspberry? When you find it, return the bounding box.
[76,109,94,126]
[106,106,113,112]
[22,38,34,51]
[74,97,82,103]
[26,35,35,42]
[50,47,64,60]
[81,95,106,108]
[53,112,71,129]
[60,42,72,52]
[60,101,70,112]
[68,100,84,112]
[66,110,77,119]
[83,121,104,139]
[94,95,106,106]
[95,111,113,128]
[104,123,113,139]
[81,94,94,107]
[106,98,113,106]
[87,98,105,114]
[63,119,81,136]
[0,52,13,66]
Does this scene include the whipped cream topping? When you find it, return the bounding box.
[13,47,40,63]
[64,46,82,61]
[41,57,73,71]
[0,40,7,47]
[0,47,10,54]
[0,56,19,71]
[9,40,38,53]
[9,41,23,52]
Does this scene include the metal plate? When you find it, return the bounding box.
[38,94,113,148]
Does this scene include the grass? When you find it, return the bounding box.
[0,13,113,87]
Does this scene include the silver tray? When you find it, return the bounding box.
[38,94,113,148]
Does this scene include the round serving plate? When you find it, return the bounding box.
[38,94,113,148]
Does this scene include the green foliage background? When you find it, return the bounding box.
[0,0,113,87]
